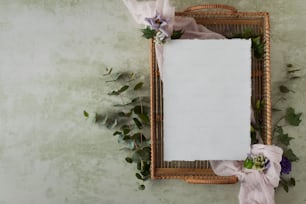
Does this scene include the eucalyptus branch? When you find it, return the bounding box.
[97,68,151,190]
[109,73,126,105]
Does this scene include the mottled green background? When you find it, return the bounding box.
[0,0,305,203]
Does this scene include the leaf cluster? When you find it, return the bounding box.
[230,28,265,59]
[92,68,151,190]
[272,63,302,192]
[251,99,264,145]
[171,30,184,39]
[141,26,184,40]
[280,177,296,193]
[141,26,156,39]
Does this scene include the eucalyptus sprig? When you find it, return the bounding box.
[85,67,151,190]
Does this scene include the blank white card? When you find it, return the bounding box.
[163,39,251,161]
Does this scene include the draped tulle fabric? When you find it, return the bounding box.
[210,145,283,204]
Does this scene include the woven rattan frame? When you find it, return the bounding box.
[150,4,271,184]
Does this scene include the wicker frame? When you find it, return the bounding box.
[150,4,271,184]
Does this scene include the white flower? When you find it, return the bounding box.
[154,31,168,44]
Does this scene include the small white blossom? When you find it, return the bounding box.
[154,31,168,44]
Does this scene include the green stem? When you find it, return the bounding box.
[140,97,144,145]
[273,115,286,134]
[273,97,286,107]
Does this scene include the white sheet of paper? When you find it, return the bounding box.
[163,39,251,161]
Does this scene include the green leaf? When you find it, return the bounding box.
[127,73,136,82]
[107,90,119,96]
[103,67,113,76]
[118,85,129,93]
[171,30,184,39]
[250,125,255,133]
[95,113,107,123]
[284,149,299,162]
[125,157,133,163]
[130,97,145,104]
[106,72,133,82]
[252,36,261,45]
[133,118,143,129]
[134,96,150,104]
[113,96,150,107]
[141,26,156,39]
[250,130,258,145]
[108,85,129,95]
[126,141,135,149]
[141,169,150,177]
[117,135,130,143]
[134,82,144,90]
[83,110,89,118]
[137,96,150,103]
[280,177,289,192]
[137,162,141,170]
[117,135,124,143]
[252,36,265,59]
[287,69,300,73]
[134,105,150,115]
[138,184,145,190]
[241,28,254,38]
[143,163,150,171]
[289,76,301,80]
[113,131,122,136]
[132,133,147,146]
[113,104,129,107]
[272,108,282,112]
[120,125,131,135]
[131,132,143,139]
[143,146,151,153]
[285,107,302,126]
[279,85,290,93]
[134,105,142,114]
[135,173,143,180]
[277,132,293,146]
[275,125,283,134]
[132,152,141,163]
[118,111,132,117]
[118,136,135,149]
[255,99,263,111]
[138,114,150,124]
[232,28,256,39]
[133,149,150,162]
[283,183,289,193]
[95,114,118,129]
[244,158,254,169]
[290,177,296,186]
[142,147,151,160]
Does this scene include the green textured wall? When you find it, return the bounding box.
[0,0,305,203]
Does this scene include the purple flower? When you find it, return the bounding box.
[145,12,169,36]
[280,156,292,174]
